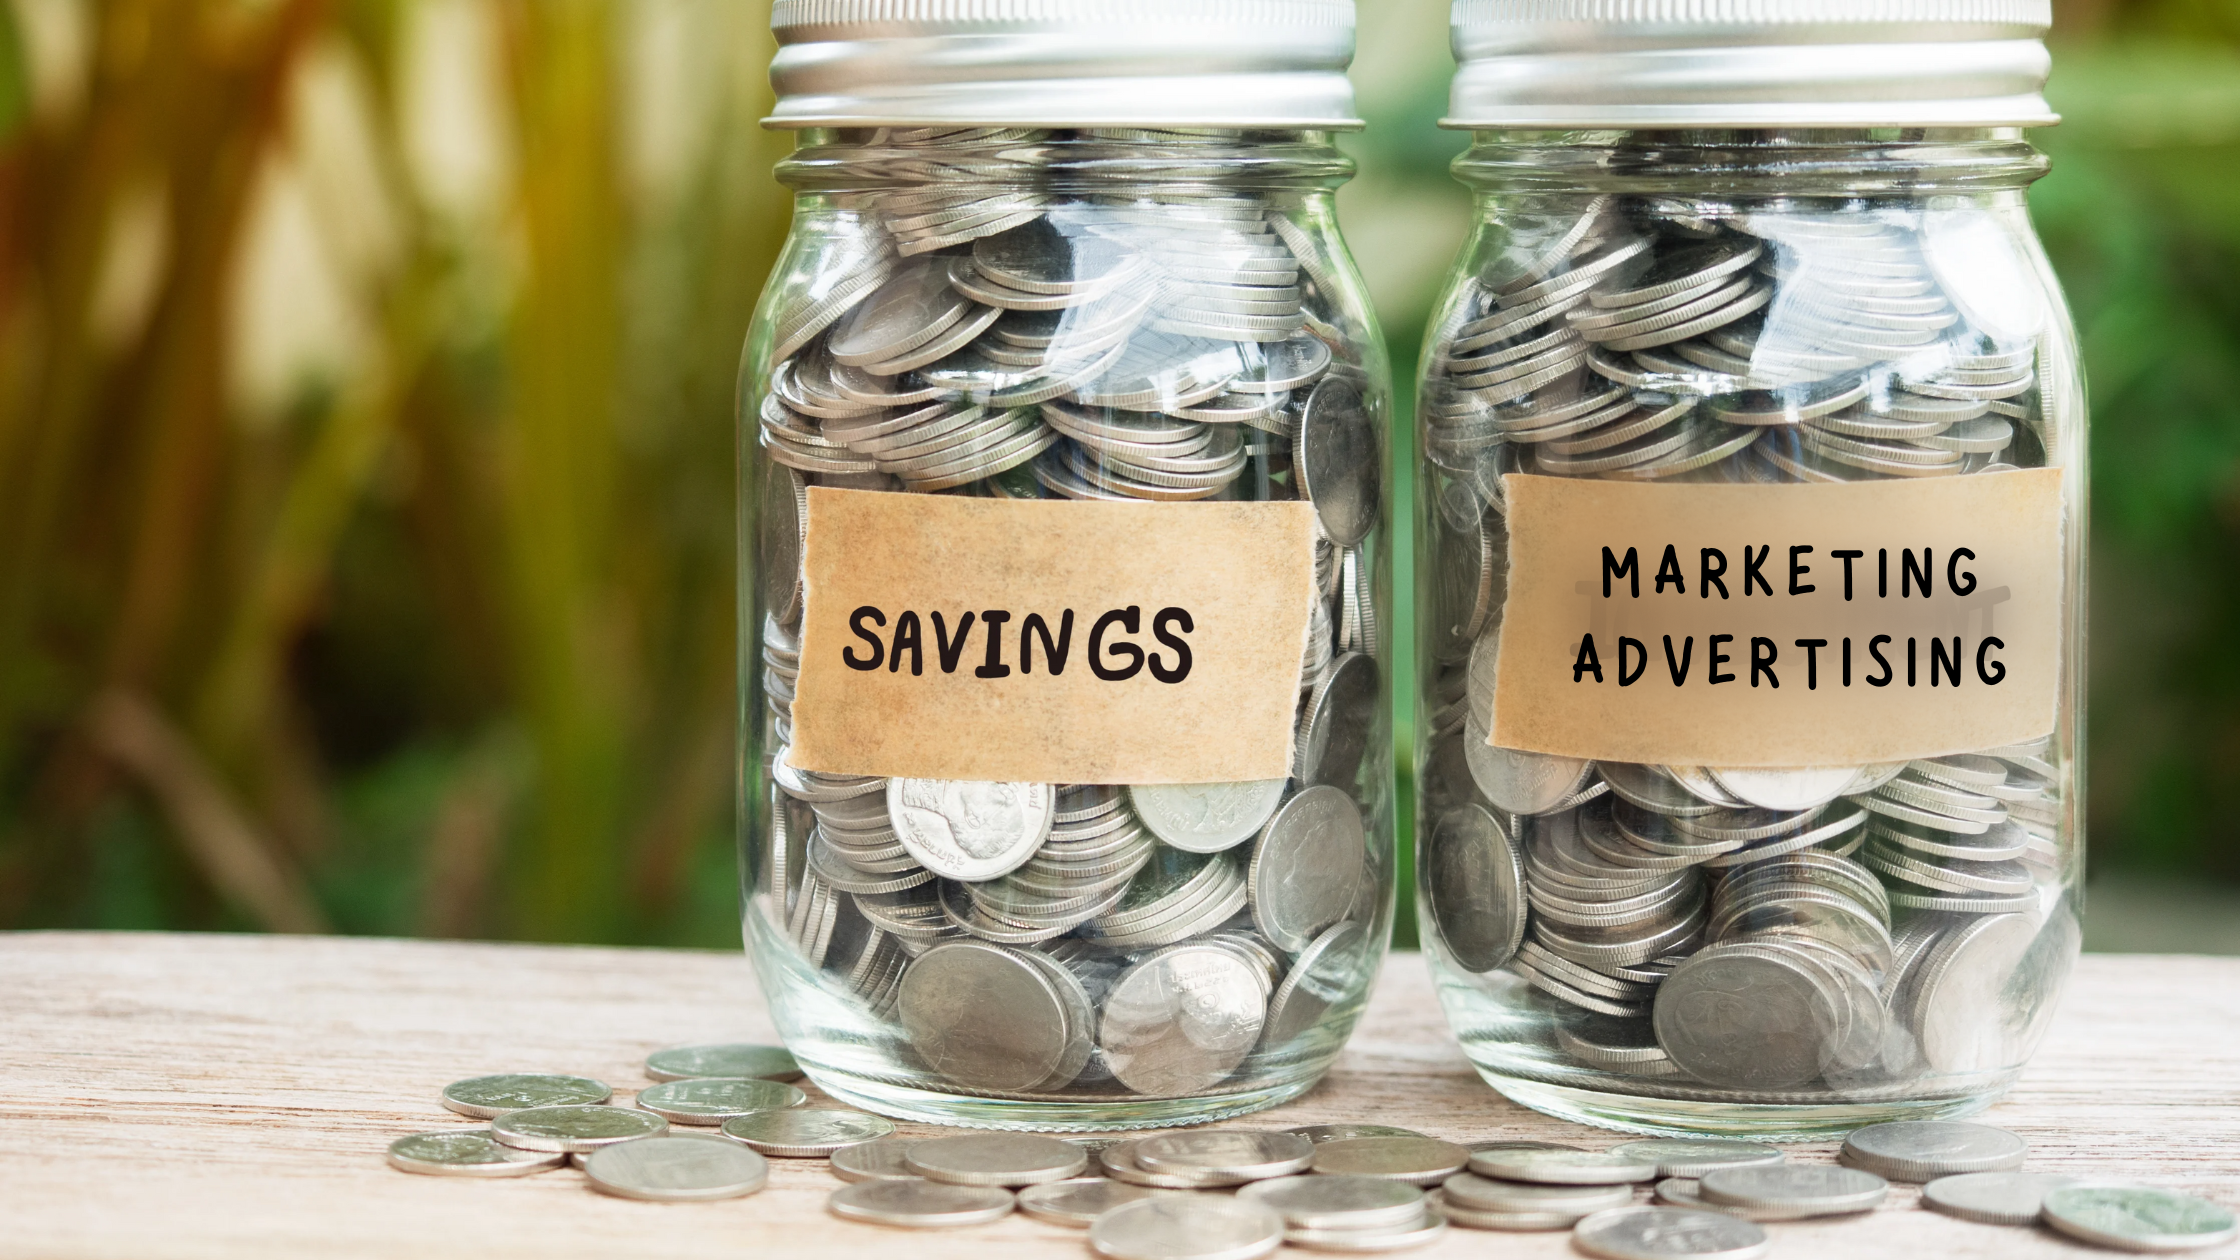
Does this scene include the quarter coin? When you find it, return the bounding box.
[1608,1139,1785,1178]
[1696,1164,1887,1219]
[643,1043,803,1083]
[1129,781,1288,854]
[905,1133,1088,1186]
[633,1077,807,1125]
[1467,1146,1656,1185]
[1017,1178,1168,1227]
[385,1129,565,1177]
[1439,1171,1631,1214]
[1134,1130,1314,1183]
[1248,785,1365,953]
[583,1134,769,1202]
[1921,1171,2079,1226]
[440,1073,611,1120]
[1296,377,1380,547]
[830,1136,920,1182]
[827,1177,1015,1228]
[2040,1184,2239,1253]
[1839,1120,2026,1182]
[1237,1175,1426,1229]
[887,779,1054,881]
[1426,804,1525,973]
[1282,1208,1446,1252]
[1572,1206,1771,1260]
[1308,1137,1469,1185]
[1089,1196,1285,1260]
[720,1108,895,1156]
[490,1103,667,1153]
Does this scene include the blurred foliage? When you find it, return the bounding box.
[0,0,2232,947]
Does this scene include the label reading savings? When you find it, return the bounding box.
[1490,470,2064,768]
[790,489,1317,784]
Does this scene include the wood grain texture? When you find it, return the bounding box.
[0,932,2234,1259]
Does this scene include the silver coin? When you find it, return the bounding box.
[1706,766,1861,813]
[1248,784,1365,953]
[1653,943,1841,1088]
[489,1103,668,1153]
[1134,1130,1314,1182]
[440,1073,611,1120]
[1607,1139,1784,1178]
[1907,911,2045,1072]
[1018,1177,1170,1226]
[385,1129,566,1177]
[906,1133,1088,1186]
[898,941,1072,1091]
[1425,804,1525,973]
[1129,780,1288,854]
[887,778,1054,882]
[643,1043,803,1083]
[1308,1137,1469,1185]
[1262,920,1373,1047]
[1432,1192,1585,1232]
[1238,1174,1426,1229]
[583,1134,770,1202]
[830,1136,921,1182]
[719,1108,895,1156]
[1921,1171,2079,1226]
[632,1076,807,1125]
[1695,1164,1886,1218]
[1572,1206,1770,1260]
[1296,377,1380,547]
[1838,1120,2026,1182]
[1439,1171,1631,1214]
[1089,1195,1286,1260]
[1282,1208,1447,1252]
[2040,1184,2239,1253]
[827,1177,1016,1228]
[1285,1124,1429,1145]
[1467,1147,1656,1185]
[1104,1137,1223,1188]
[1296,651,1379,789]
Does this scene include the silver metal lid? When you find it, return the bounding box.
[767,0,1361,130]
[1446,0,2057,129]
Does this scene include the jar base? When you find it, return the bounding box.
[802,1066,1320,1133]
[1474,1071,2007,1140]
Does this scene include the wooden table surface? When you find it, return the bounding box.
[2,931,2235,1259]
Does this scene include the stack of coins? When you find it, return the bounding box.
[1420,191,2075,1102]
[751,130,1387,1104]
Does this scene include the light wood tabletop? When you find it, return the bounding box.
[2,931,2234,1258]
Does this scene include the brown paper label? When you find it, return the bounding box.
[1492,469,2065,767]
[791,488,1316,783]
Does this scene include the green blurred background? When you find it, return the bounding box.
[1,0,2234,952]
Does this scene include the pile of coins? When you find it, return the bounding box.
[1419,189,2076,1101]
[388,1076,2238,1256]
[753,128,1387,1103]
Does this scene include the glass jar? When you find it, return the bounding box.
[739,4,1393,1130]
[1416,5,2083,1137]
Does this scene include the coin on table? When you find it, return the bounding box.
[720,1108,895,1156]
[1284,1124,1428,1146]
[1104,1138,1216,1188]
[643,1043,803,1083]
[1607,1139,1784,1178]
[1696,1165,1887,1219]
[490,1103,668,1152]
[1134,1130,1314,1184]
[1571,1206,1771,1260]
[1238,1175,1426,1230]
[1838,1120,2026,1182]
[386,1129,565,1177]
[1283,1207,1447,1252]
[906,1133,1087,1187]
[887,778,1053,881]
[1921,1171,2079,1226]
[440,1073,611,1119]
[1439,1171,1631,1215]
[633,1077,807,1126]
[1248,785,1365,953]
[583,1134,769,1202]
[1129,781,1288,854]
[1431,1190,1581,1232]
[2040,1184,2239,1253]
[1309,1137,1469,1185]
[830,1136,920,1182]
[1089,1195,1286,1260]
[1017,1178,1169,1227]
[1468,1146,1656,1185]
[827,1177,1016,1228]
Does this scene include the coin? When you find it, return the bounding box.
[1467,1146,1657,1185]
[1426,804,1526,973]
[1296,378,1380,547]
[1099,942,1269,1095]
[1308,1137,1469,1185]
[898,940,1073,1091]
[1439,1171,1632,1214]
[1248,784,1365,952]
[385,1129,566,1177]
[1696,1164,1887,1218]
[906,1133,1088,1186]
[1653,943,1842,1088]
[720,1108,896,1156]
[887,779,1054,882]
[1261,920,1373,1047]
[633,1076,808,1125]
[1015,1177,1168,1226]
[1839,1120,2026,1182]
[1282,1208,1446,1252]
[1285,1124,1430,1145]
[440,1073,611,1120]
[1134,1130,1314,1183]
[644,1043,804,1083]
[1572,1206,1771,1260]
[1238,1174,1426,1229]
[830,1136,921,1182]
[827,1177,1016,1228]
[489,1103,668,1152]
[1089,1196,1286,1260]
[2039,1184,2239,1253]
[1130,780,1288,854]
[1607,1139,1784,1178]
[583,1134,770,1202]
[1921,1171,2079,1226]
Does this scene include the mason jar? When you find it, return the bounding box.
[739,1,1395,1130]
[1415,1,2084,1136]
